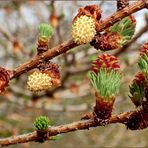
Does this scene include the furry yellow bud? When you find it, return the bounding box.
[27,71,52,92]
[72,15,96,44]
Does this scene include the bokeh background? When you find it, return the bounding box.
[0,0,148,147]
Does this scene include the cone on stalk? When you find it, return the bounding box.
[89,54,122,119]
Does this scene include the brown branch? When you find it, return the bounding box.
[11,39,77,79]
[0,109,143,147]
[9,0,148,80]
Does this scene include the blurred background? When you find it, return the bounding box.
[0,0,148,147]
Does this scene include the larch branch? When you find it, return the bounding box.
[0,109,141,147]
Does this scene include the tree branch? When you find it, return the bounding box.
[0,108,143,147]
[98,0,147,31]
[9,0,148,79]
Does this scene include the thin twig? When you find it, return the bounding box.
[0,109,142,147]
[98,0,147,31]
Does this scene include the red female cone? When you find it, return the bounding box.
[89,54,122,119]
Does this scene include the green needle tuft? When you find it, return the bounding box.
[138,54,148,80]
[34,116,50,130]
[38,23,54,40]
[89,69,122,100]
[110,16,136,45]
[129,81,144,107]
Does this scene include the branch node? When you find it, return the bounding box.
[36,130,48,143]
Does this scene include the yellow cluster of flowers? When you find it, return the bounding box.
[72,15,96,44]
[27,71,52,93]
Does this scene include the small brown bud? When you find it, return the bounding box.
[37,38,49,54]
